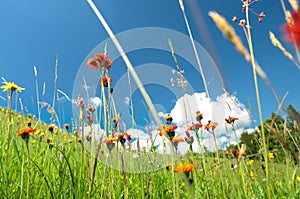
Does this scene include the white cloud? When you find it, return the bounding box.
[89,97,102,106]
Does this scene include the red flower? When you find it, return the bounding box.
[225,116,239,124]
[86,54,113,70]
[100,77,112,87]
[282,10,300,47]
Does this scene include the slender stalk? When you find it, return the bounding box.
[6,90,13,161]
[25,141,31,199]
[245,2,270,198]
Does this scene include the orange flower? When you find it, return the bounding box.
[172,136,184,143]
[86,105,96,113]
[224,151,230,155]
[77,138,82,143]
[174,164,195,173]
[159,125,177,136]
[117,133,125,139]
[17,128,36,136]
[204,120,218,131]
[100,77,112,87]
[63,124,70,131]
[25,120,32,127]
[165,164,171,170]
[196,111,203,122]
[47,124,55,132]
[187,123,203,131]
[225,116,239,124]
[104,136,118,143]
[86,54,113,70]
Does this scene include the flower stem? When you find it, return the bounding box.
[245,3,270,198]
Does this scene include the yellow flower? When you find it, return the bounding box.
[247,159,254,166]
[269,152,275,159]
[1,81,25,92]
[297,176,300,182]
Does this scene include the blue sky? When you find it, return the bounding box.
[0,0,299,129]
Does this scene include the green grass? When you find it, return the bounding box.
[0,108,299,199]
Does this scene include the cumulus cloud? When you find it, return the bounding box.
[130,92,252,152]
[89,97,102,106]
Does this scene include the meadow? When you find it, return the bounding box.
[1,0,300,198]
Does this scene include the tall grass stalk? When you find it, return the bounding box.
[87,0,161,127]
[245,2,270,198]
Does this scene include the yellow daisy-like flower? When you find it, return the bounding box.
[1,81,25,92]
[296,176,300,182]
[247,159,254,166]
[269,152,275,159]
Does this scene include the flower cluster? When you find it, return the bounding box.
[86,54,113,70]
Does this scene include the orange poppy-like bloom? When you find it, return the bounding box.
[172,136,184,143]
[204,120,218,131]
[174,164,195,173]
[17,128,36,141]
[187,123,203,131]
[282,10,300,47]
[159,125,177,136]
[165,164,171,170]
[17,128,36,136]
[64,124,70,131]
[86,54,113,70]
[100,77,112,87]
[104,136,118,143]
[225,116,239,124]
[47,124,55,132]
[25,120,32,127]
[86,105,96,113]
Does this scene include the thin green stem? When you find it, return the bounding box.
[245,3,270,198]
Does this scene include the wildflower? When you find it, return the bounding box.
[17,128,36,142]
[86,132,92,142]
[297,176,300,182]
[86,105,96,113]
[25,120,32,127]
[117,133,126,145]
[187,123,203,131]
[104,136,118,151]
[268,152,275,159]
[184,131,194,145]
[247,159,254,166]
[165,114,173,124]
[232,149,238,157]
[86,54,113,70]
[77,138,82,143]
[195,111,203,123]
[47,124,55,133]
[258,12,265,23]
[76,95,84,108]
[238,19,246,27]
[1,81,25,92]
[46,137,52,143]
[225,116,239,124]
[159,125,177,140]
[95,54,113,70]
[172,136,184,151]
[63,124,70,131]
[232,16,238,22]
[174,164,195,177]
[282,10,300,47]
[204,120,218,131]
[87,115,95,125]
[100,76,112,88]
[165,164,171,170]
[224,151,230,155]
